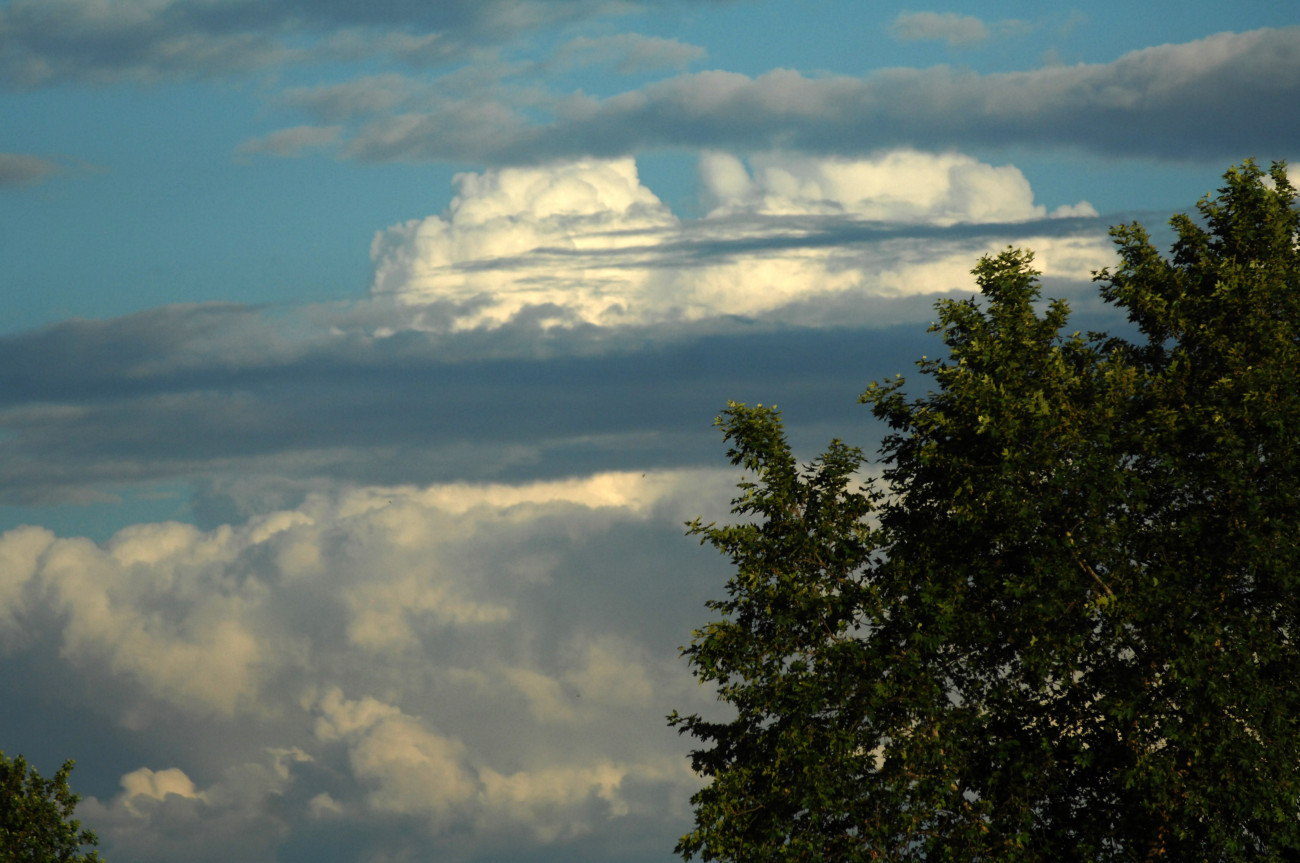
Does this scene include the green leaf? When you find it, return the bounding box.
[673,161,1300,862]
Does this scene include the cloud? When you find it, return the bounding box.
[2,468,731,861]
[81,750,311,863]
[367,158,679,327]
[312,681,680,846]
[7,520,297,715]
[0,152,64,185]
[0,469,731,711]
[553,34,707,74]
[0,0,723,88]
[0,0,292,87]
[237,125,342,158]
[696,150,1088,222]
[337,27,1300,163]
[119,767,207,813]
[279,74,424,123]
[368,152,1106,328]
[0,152,1114,507]
[313,688,479,824]
[890,11,989,46]
[0,303,935,505]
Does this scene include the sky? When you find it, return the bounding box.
[1,1,1297,861]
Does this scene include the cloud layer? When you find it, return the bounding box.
[0,298,934,506]
[0,151,1115,507]
[369,152,1106,328]
[0,0,710,87]
[314,27,1300,163]
[2,469,733,862]
[10,3,1294,165]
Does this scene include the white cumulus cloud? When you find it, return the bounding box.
[120,766,206,811]
[368,150,1106,330]
[698,149,1058,223]
[0,467,732,860]
[314,687,480,824]
[369,157,678,328]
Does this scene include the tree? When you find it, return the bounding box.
[670,161,1300,861]
[0,752,103,863]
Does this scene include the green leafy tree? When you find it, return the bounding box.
[671,161,1300,861]
[0,753,103,863]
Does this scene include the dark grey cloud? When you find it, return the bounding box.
[339,27,1300,163]
[0,0,290,87]
[0,0,732,88]
[0,303,919,506]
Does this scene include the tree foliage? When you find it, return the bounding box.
[0,753,103,863]
[671,161,1300,861]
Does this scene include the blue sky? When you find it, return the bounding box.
[2,2,1297,861]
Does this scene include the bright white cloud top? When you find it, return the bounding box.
[369,152,1104,329]
[1,1,1296,861]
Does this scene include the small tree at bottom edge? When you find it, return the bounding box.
[1,752,104,863]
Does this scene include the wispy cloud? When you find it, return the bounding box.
[889,11,990,46]
[237,125,343,158]
[0,152,65,185]
[310,27,1300,163]
[0,0,729,88]
[552,34,707,74]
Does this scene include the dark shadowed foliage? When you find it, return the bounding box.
[1,752,103,862]
[672,161,1300,861]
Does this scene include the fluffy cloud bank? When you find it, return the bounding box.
[369,151,1105,329]
[2,469,733,862]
